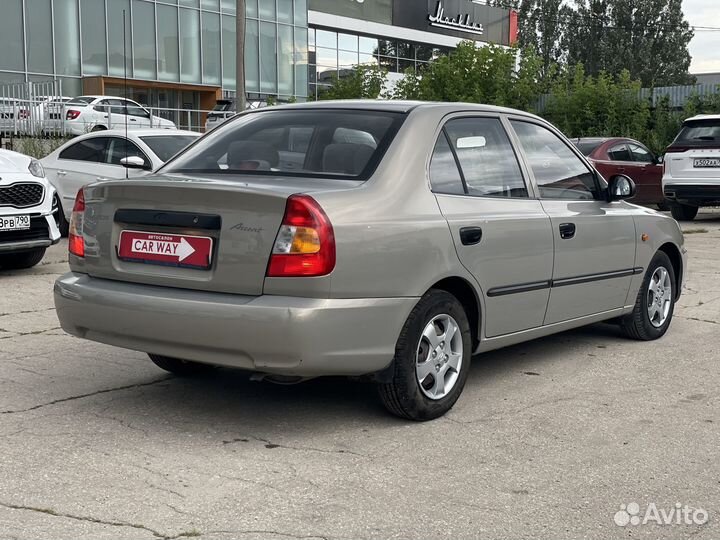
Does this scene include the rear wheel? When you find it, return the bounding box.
[670,203,698,221]
[91,125,107,132]
[0,248,46,270]
[621,251,676,341]
[148,353,213,376]
[378,289,472,421]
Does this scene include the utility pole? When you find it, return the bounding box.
[236,0,247,111]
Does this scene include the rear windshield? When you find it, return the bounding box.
[212,101,234,112]
[676,119,720,143]
[575,140,603,156]
[140,135,199,162]
[162,109,405,180]
[67,96,95,105]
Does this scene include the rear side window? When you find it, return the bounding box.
[162,109,405,180]
[140,135,199,162]
[429,134,465,195]
[437,117,528,198]
[66,96,95,105]
[511,120,597,200]
[575,140,602,156]
[59,137,108,162]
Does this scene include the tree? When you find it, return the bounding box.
[390,41,543,111]
[319,65,388,100]
[565,0,694,87]
[235,0,246,111]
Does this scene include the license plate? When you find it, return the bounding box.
[0,215,30,231]
[693,158,720,168]
[118,230,214,269]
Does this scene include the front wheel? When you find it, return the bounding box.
[0,248,46,270]
[378,289,472,421]
[621,251,676,341]
[148,353,213,376]
[670,203,698,221]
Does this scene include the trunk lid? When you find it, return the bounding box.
[78,174,359,295]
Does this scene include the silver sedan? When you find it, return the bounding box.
[54,101,686,420]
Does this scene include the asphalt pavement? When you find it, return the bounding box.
[0,211,718,540]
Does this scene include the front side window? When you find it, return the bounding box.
[162,109,405,180]
[629,143,654,163]
[105,138,148,167]
[608,143,631,161]
[442,118,528,198]
[511,121,598,200]
[59,137,108,162]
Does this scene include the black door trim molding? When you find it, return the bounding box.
[487,267,644,297]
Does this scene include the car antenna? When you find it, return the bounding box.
[123,9,129,179]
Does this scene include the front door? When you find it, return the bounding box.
[509,119,637,324]
[431,116,554,338]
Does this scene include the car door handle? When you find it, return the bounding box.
[130,118,137,122]
[559,223,576,239]
[95,177,107,182]
[459,226,483,246]
[56,170,67,176]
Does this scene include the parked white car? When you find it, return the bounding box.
[663,114,720,221]
[205,99,236,132]
[0,149,61,269]
[0,98,28,135]
[32,96,73,134]
[41,129,200,233]
[63,96,176,136]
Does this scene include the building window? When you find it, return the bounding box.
[54,0,81,76]
[27,0,54,75]
[244,19,259,92]
[259,22,277,93]
[132,0,156,80]
[157,5,179,81]
[80,0,107,75]
[107,0,132,78]
[202,11,222,85]
[0,0,24,72]
[221,14,236,90]
[180,8,201,83]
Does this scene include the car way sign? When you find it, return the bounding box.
[118,230,213,269]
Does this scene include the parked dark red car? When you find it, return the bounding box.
[571,137,665,207]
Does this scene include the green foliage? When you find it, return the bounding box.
[391,42,543,111]
[319,64,388,100]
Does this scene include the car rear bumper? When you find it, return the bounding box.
[54,272,417,376]
[664,183,720,205]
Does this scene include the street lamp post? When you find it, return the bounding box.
[236,0,247,111]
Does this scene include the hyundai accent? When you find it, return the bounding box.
[54,101,686,420]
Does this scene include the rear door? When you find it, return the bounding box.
[509,119,637,324]
[431,115,554,338]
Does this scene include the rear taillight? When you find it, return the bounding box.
[68,189,85,258]
[267,195,335,277]
[66,109,81,120]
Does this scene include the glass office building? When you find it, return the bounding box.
[0,0,309,110]
[0,0,515,108]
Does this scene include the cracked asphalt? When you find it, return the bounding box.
[0,211,719,540]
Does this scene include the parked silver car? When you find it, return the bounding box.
[54,101,686,420]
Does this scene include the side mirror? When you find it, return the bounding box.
[655,155,664,165]
[120,156,149,170]
[608,174,636,201]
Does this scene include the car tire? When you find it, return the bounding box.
[0,248,46,270]
[148,353,213,376]
[378,289,472,421]
[621,251,676,341]
[53,194,69,237]
[670,203,698,221]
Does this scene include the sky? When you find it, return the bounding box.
[685,0,720,73]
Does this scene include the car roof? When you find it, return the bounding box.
[684,114,720,123]
[73,129,200,140]
[250,99,546,119]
